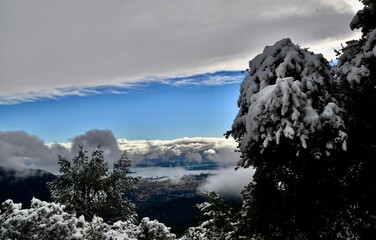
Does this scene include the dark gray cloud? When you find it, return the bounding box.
[0,131,56,171]
[0,129,122,174]
[70,129,122,162]
[0,0,361,103]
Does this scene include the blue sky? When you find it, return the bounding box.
[0,0,364,175]
[0,0,362,143]
[0,71,245,142]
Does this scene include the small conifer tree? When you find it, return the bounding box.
[47,145,139,223]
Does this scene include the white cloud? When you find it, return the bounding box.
[199,167,255,198]
[0,88,100,105]
[0,130,241,175]
[205,149,216,154]
[0,130,252,195]
[0,71,245,105]
[0,0,363,103]
[118,137,240,167]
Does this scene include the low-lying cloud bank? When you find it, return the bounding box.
[0,129,254,197]
[118,137,240,168]
[199,167,255,198]
[0,129,240,175]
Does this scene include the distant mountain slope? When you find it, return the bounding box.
[0,166,240,235]
[0,166,56,208]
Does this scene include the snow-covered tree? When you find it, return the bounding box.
[47,145,139,223]
[226,38,351,238]
[184,192,236,240]
[228,38,346,166]
[334,0,376,238]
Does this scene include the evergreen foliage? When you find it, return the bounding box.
[226,38,349,239]
[0,198,86,240]
[0,198,176,240]
[184,192,236,240]
[223,1,376,239]
[47,145,139,223]
[138,217,177,240]
[335,0,376,238]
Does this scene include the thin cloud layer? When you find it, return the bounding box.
[0,0,361,103]
[0,71,245,105]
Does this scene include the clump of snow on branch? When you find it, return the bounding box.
[230,38,346,164]
[138,217,176,240]
[337,28,376,84]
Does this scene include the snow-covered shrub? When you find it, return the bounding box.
[84,216,139,240]
[185,225,214,240]
[0,198,141,240]
[137,217,176,240]
[1,197,181,240]
[0,198,85,239]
